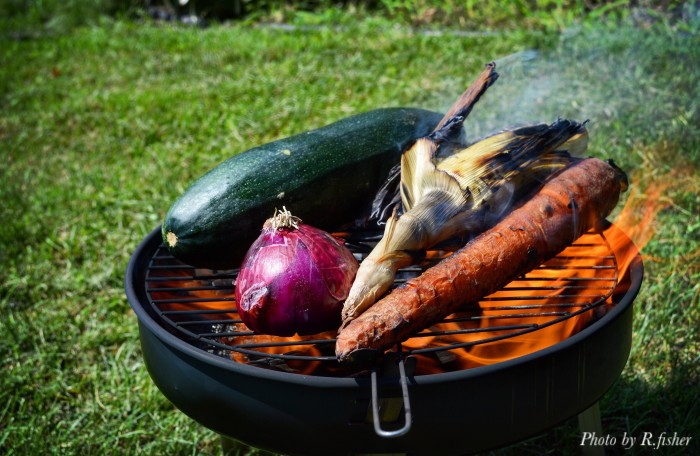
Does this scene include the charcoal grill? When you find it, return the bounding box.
[125,222,643,455]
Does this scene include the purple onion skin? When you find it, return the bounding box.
[235,222,359,336]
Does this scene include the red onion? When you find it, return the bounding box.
[235,208,359,336]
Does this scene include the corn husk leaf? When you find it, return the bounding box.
[341,63,589,324]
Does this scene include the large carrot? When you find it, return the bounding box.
[336,158,627,363]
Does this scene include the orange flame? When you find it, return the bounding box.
[401,227,630,375]
[400,164,690,375]
[145,260,340,375]
[612,179,670,254]
[147,217,642,377]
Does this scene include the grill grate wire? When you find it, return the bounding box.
[144,230,619,374]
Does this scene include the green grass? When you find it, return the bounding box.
[0,0,689,36]
[1,8,699,455]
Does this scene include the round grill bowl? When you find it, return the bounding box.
[125,225,643,455]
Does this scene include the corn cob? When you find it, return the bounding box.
[341,63,589,325]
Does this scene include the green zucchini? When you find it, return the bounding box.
[162,107,443,269]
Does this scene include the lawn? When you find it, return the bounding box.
[1,6,698,455]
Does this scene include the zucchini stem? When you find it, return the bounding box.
[166,231,178,248]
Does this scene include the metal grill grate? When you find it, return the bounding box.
[145,230,619,376]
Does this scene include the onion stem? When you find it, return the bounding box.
[269,206,301,230]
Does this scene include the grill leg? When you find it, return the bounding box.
[578,402,604,456]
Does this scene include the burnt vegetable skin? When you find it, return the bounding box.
[336,158,628,362]
[162,108,443,269]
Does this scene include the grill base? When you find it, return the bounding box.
[126,224,642,455]
[135,289,633,455]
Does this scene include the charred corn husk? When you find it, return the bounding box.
[341,63,589,324]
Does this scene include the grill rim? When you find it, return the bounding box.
[126,223,643,387]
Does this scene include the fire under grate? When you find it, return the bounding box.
[144,229,619,377]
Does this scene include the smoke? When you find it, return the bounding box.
[460,44,601,141]
[454,19,699,161]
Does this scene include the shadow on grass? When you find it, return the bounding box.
[488,360,699,456]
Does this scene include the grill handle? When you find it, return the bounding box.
[370,353,412,438]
